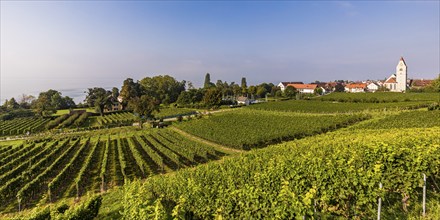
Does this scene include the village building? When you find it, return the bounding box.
[345,83,367,93]
[410,79,433,90]
[384,57,408,92]
[287,83,317,94]
[367,82,379,92]
[277,81,303,91]
[236,96,251,105]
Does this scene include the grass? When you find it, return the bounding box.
[155,107,197,119]
[53,108,96,116]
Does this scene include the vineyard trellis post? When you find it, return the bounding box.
[377,182,382,220]
[423,173,426,217]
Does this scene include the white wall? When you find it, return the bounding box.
[396,59,407,92]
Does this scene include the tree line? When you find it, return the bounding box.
[3,74,438,120]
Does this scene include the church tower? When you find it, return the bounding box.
[396,57,407,92]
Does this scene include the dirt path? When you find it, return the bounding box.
[169,126,244,154]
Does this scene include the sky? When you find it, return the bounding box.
[1,1,439,104]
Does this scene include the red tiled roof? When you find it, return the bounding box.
[281,82,303,86]
[345,83,367,89]
[287,84,318,90]
[385,77,397,83]
[411,79,433,87]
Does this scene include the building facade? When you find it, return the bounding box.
[384,57,407,92]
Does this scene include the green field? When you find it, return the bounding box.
[53,108,96,116]
[249,100,429,113]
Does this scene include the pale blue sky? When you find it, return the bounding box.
[1,1,439,103]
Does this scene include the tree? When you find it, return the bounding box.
[256,86,268,98]
[139,75,186,105]
[284,86,297,98]
[248,85,257,98]
[18,94,35,109]
[33,89,68,116]
[314,87,324,95]
[85,88,112,116]
[231,83,241,97]
[177,89,204,106]
[204,73,213,89]
[112,87,120,99]
[120,78,141,109]
[128,95,160,120]
[241,77,247,95]
[427,75,440,92]
[5,98,19,110]
[62,96,76,109]
[335,83,345,92]
[203,88,222,108]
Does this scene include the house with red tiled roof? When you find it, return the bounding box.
[287,83,317,94]
[410,79,433,89]
[277,81,303,91]
[345,83,367,93]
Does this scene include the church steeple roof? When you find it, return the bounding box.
[400,56,406,66]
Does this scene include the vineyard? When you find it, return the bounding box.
[95,112,137,127]
[0,111,140,138]
[249,100,430,113]
[176,109,370,149]
[0,93,439,219]
[121,127,440,219]
[0,117,49,136]
[154,107,197,119]
[356,110,440,129]
[0,128,229,213]
[317,92,440,102]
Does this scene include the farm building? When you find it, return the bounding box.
[287,84,317,94]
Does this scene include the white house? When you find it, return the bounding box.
[287,84,317,94]
[345,83,367,93]
[384,57,407,92]
[277,82,303,91]
[236,96,251,105]
[367,82,379,92]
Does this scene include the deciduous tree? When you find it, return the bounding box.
[203,88,222,108]
[128,95,160,120]
[85,88,112,116]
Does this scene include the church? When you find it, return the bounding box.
[383,57,408,92]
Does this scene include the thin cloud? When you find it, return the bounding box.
[334,1,359,16]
